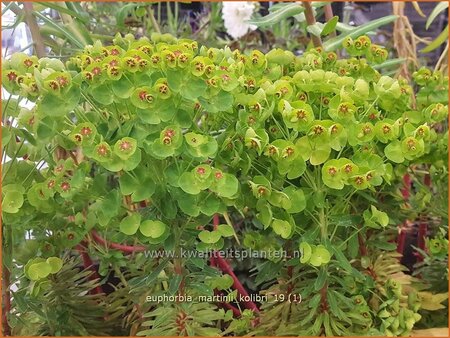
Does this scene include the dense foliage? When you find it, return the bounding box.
[2,32,448,336]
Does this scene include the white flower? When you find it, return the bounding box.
[222,2,257,40]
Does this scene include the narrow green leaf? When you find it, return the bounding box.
[33,12,84,49]
[323,15,398,51]
[421,25,448,53]
[314,267,327,291]
[372,58,407,70]
[36,2,88,23]
[247,3,304,27]
[321,16,339,36]
[307,22,324,37]
[426,2,448,30]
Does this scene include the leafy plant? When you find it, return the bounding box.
[2,30,448,337]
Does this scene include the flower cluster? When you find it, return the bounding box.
[2,32,447,337]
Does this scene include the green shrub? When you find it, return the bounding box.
[2,33,448,336]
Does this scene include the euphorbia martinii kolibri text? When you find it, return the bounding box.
[2,33,448,336]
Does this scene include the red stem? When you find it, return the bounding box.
[76,243,103,295]
[214,254,259,313]
[397,228,407,254]
[213,214,220,230]
[211,214,259,313]
[417,222,427,262]
[214,290,241,317]
[416,173,431,261]
[397,174,411,255]
[91,230,146,253]
[401,173,411,200]
[358,232,368,257]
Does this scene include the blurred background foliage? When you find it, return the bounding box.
[2,1,448,78]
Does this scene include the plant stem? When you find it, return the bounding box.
[209,214,259,312]
[2,265,11,336]
[434,42,448,72]
[302,1,322,48]
[148,6,161,34]
[76,243,103,294]
[213,255,260,313]
[23,2,46,57]
[320,280,328,312]
[91,230,146,253]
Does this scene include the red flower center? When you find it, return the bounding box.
[80,127,92,136]
[98,145,108,155]
[355,177,364,185]
[61,182,70,191]
[120,141,131,151]
[139,90,148,101]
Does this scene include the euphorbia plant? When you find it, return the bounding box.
[2,32,448,336]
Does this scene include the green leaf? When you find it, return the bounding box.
[310,245,331,267]
[307,22,324,37]
[256,201,272,229]
[119,172,140,195]
[421,25,448,53]
[323,15,398,51]
[198,230,221,244]
[283,187,306,213]
[287,157,306,179]
[321,15,339,36]
[310,145,331,165]
[167,72,207,100]
[46,257,63,273]
[384,140,405,163]
[176,191,200,217]
[179,172,201,195]
[247,3,304,27]
[2,190,24,213]
[199,91,233,113]
[300,242,312,263]
[370,205,389,227]
[168,274,183,296]
[211,173,239,198]
[426,2,448,30]
[217,224,235,238]
[139,220,167,238]
[119,213,141,235]
[331,245,354,274]
[268,190,291,210]
[199,194,221,216]
[38,85,81,117]
[314,267,327,291]
[372,58,407,70]
[131,178,155,202]
[272,219,292,239]
[129,257,170,289]
[34,261,52,279]
[111,76,134,99]
[371,240,397,251]
[36,2,88,22]
[33,11,85,48]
